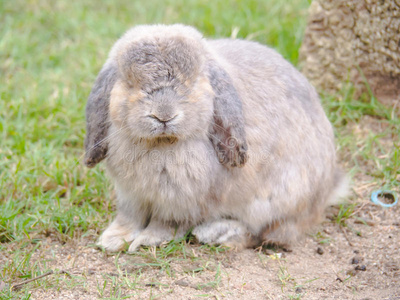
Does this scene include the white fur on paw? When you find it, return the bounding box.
[97,222,141,252]
[127,224,187,253]
[193,220,246,245]
[127,231,168,253]
[97,235,126,252]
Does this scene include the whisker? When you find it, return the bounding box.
[90,123,130,150]
[87,115,130,152]
[188,122,230,148]
[78,114,236,167]
[76,115,131,165]
[209,120,231,134]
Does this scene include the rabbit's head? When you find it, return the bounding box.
[109,25,214,142]
[84,24,247,168]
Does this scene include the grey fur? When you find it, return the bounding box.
[207,61,248,167]
[84,61,118,167]
[84,24,348,252]
[118,38,203,93]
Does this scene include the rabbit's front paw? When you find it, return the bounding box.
[128,221,188,253]
[97,220,141,252]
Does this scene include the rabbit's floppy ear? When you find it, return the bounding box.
[207,62,248,168]
[84,61,118,168]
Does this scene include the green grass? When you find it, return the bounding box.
[1,0,399,298]
[322,84,400,191]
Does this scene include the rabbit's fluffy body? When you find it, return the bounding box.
[85,24,346,252]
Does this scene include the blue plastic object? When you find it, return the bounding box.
[371,190,398,208]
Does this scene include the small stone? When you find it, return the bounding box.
[353,250,360,254]
[351,257,360,264]
[175,279,189,287]
[355,265,367,271]
[87,269,95,275]
[295,287,303,293]
[317,247,324,255]
[145,283,157,287]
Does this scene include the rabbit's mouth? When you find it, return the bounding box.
[149,125,179,139]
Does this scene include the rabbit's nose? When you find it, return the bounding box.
[149,114,177,124]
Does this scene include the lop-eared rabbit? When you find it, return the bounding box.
[84,24,347,252]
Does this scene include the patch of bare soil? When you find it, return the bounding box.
[4,194,396,300]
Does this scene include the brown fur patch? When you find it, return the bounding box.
[143,136,179,148]
[128,90,146,103]
[109,80,127,123]
[110,81,146,124]
[187,76,214,103]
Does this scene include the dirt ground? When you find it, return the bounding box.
[4,192,398,300]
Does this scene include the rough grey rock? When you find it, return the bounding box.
[300,0,400,108]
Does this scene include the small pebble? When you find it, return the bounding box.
[145,283,157,287]
[175,279,189,287]
[87,269,95,275]
[355,265,367,271]
[353,250,360,254]
[317,247,324,255]
[295,287,302,293]
[351,257,360,264]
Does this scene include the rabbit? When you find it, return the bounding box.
[84,24,348,252]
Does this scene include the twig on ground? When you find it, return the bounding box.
[11,270,72,290]
[340,227,354,247]
[11,271,54,290]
